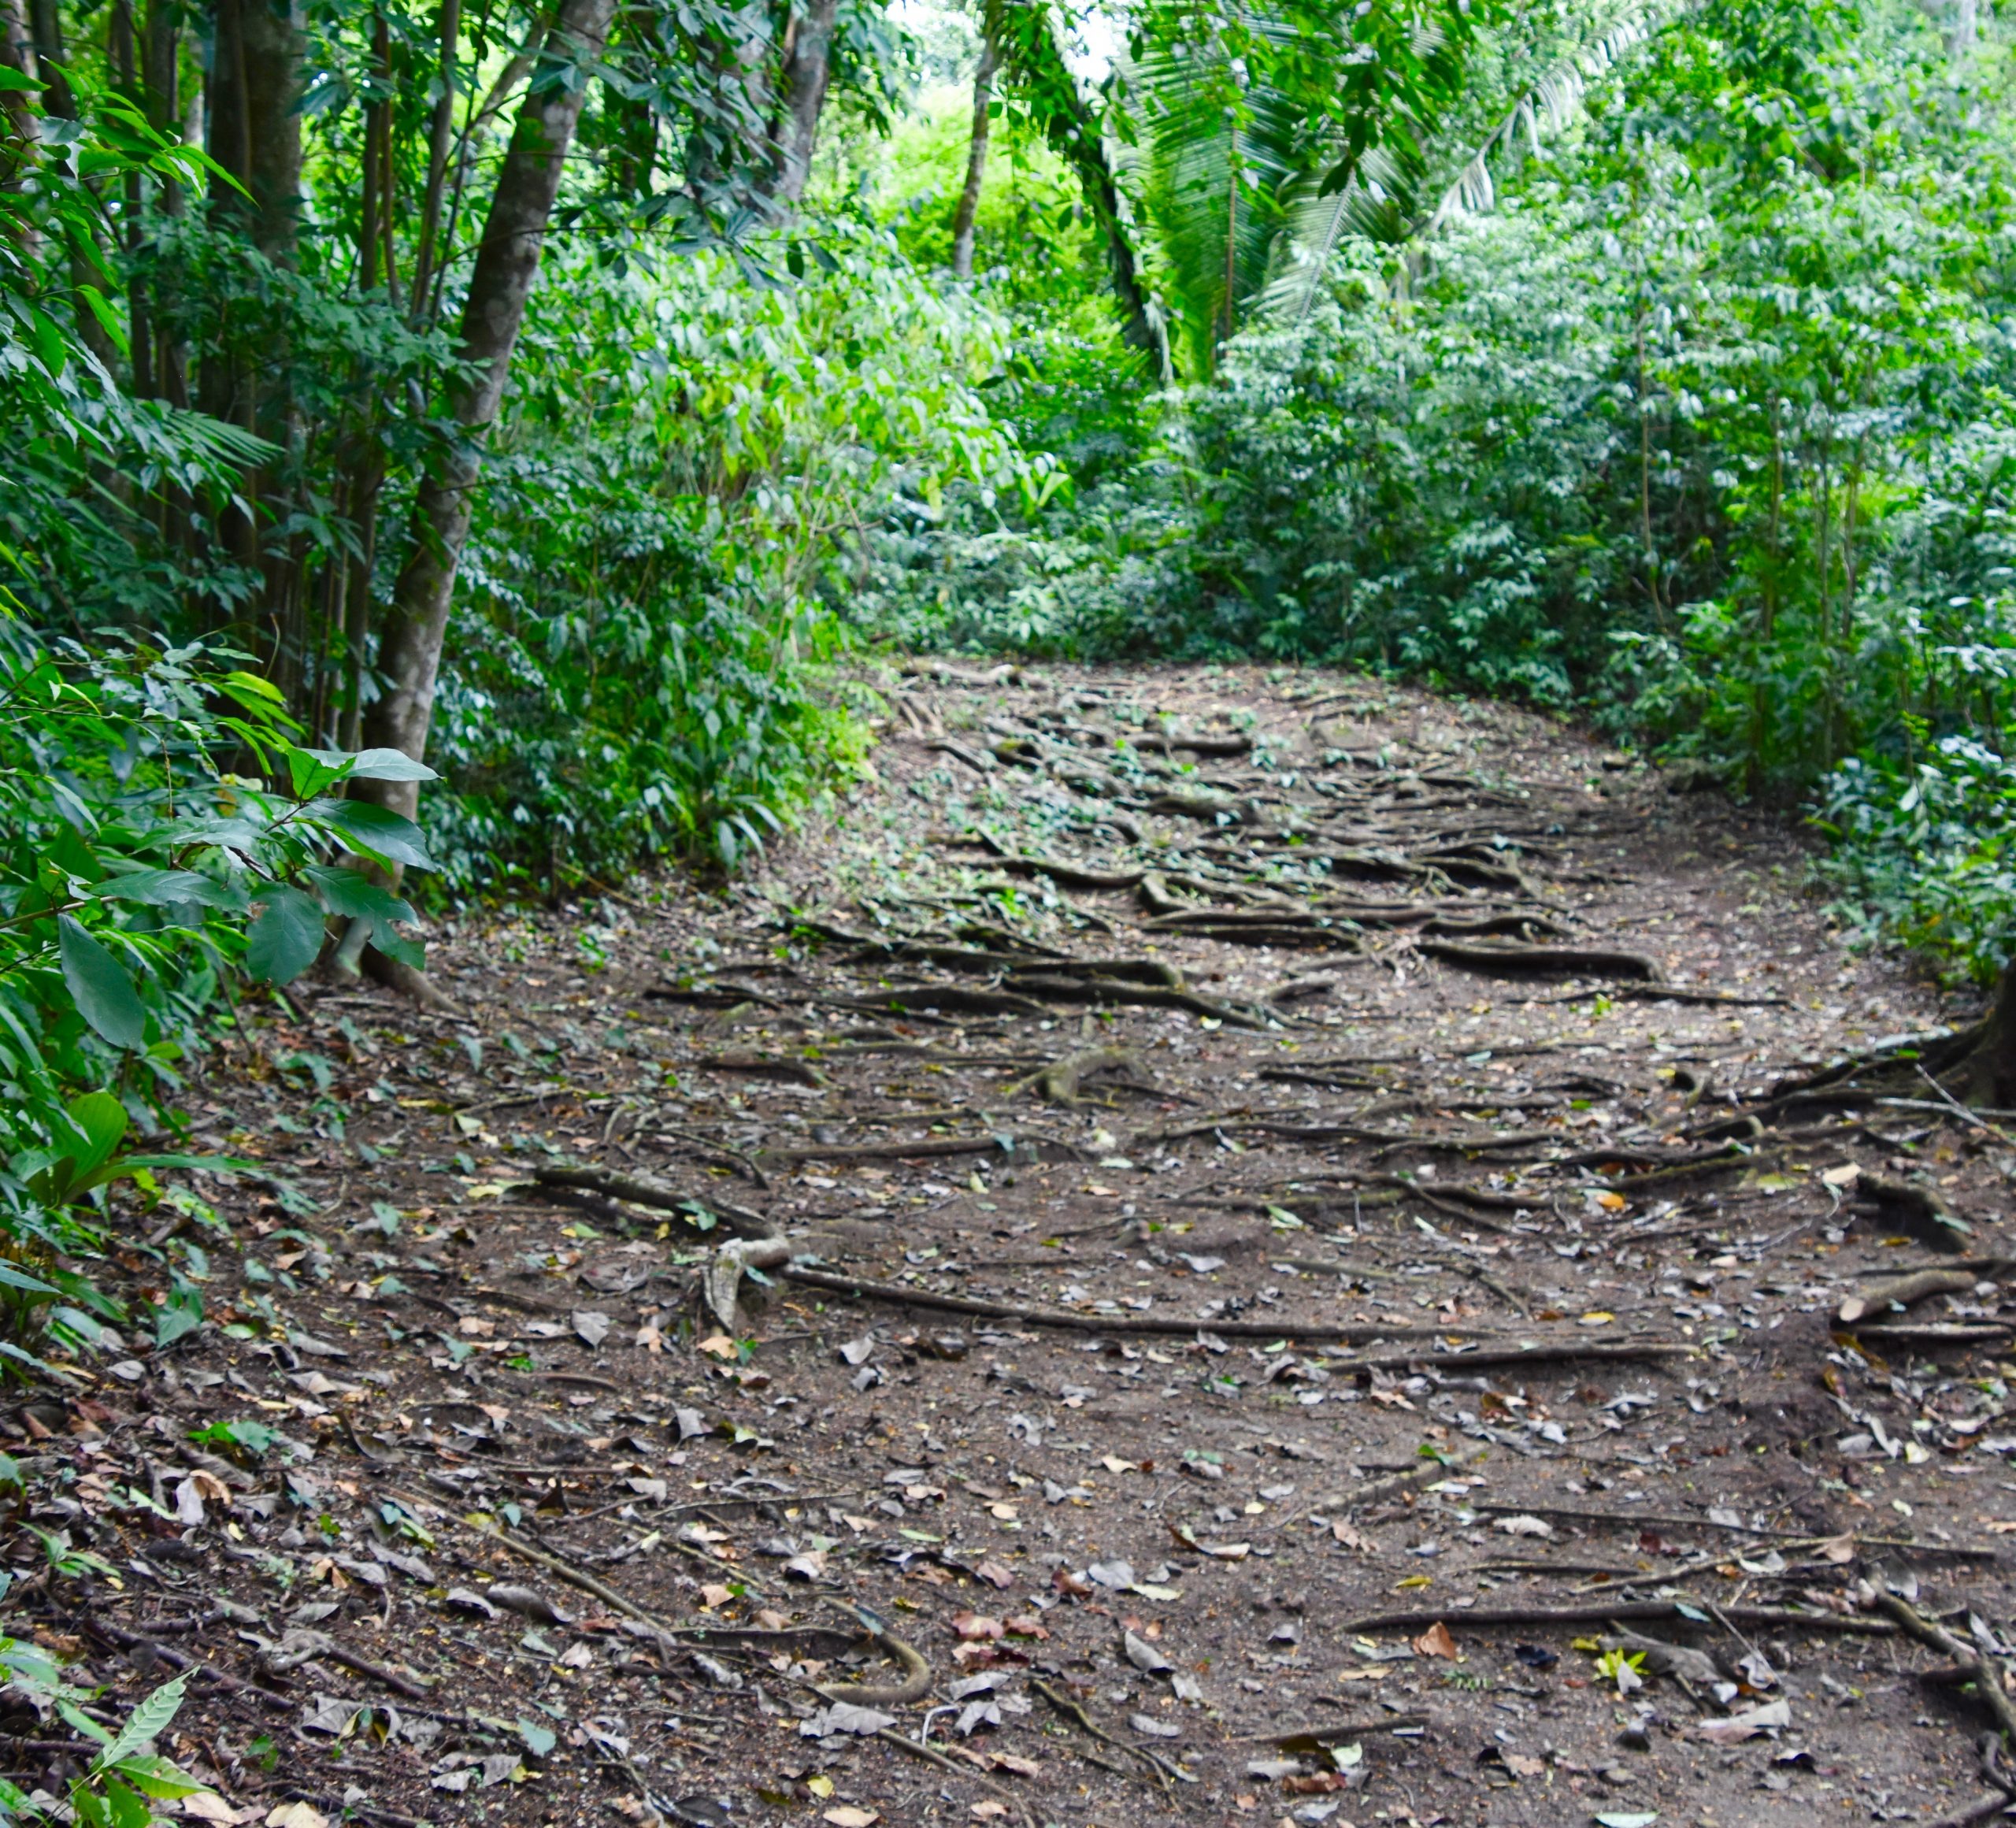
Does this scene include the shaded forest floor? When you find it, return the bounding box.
[16,664,2016,1828]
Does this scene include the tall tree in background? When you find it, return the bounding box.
[1001,2,1167,370]
[950,0,1002,278]
[359,0,620,820]
[773,0,843,202]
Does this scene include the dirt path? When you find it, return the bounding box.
[19,665,2016,1828]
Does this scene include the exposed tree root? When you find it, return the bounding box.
[1341,1600,1897,1637]
[1759,963,2016,1112]
[359,944,465,1014]
[1873,1593,2016,1745]
[687,1051,832,1088]
[1418,939,1665,981]
[1009,1044,1151,1103]
[1838,1267,1984,1326]
[524,1165,775,1236]
[1851,1173,1973,1251]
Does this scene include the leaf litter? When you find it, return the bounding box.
[11,662,2016,1828]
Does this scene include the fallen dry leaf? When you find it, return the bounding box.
[1694,1699,1792,1744]
[265,1806,328,1828]
[1412,1621,1458,1659]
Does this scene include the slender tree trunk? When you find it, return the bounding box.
[141,0,183,402]
[213,0,303,663]
[1017,9,1167,376]
[340,469,379,750]
[111,0,156,398]
[772,0,839,204]
[950,0,1000,280]
[200,0,257,576]
[409,0,461,314]
[1951,0,1976,62]
[359,0,619,817]
[1635,305,1662,625]
[372,13,401,308]
[25,0,72,116]
[27,0,121,370]
[0,0,39,189]
[241,0,303,264]
[1218,145,1236,360]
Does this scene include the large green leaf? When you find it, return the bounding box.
[110,1755,207,1801]
[245,887,326,984]
[57,918,147,1051]
[309,799,439,873]
[92,870,246,911]
[304,865,417,927]
[0,1262,57,1297]
[304,865,425,967]
[295,747,438,783]
[65,1092,128,1179]
[91,1674,188,1773]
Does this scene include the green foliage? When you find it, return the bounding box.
[1128,0,1490,375]
[0,1552,211,1828]
[186,1416,280,1457]
[0,630,436,1344]
[429,223,1042,883]
[1819,738,2016,982]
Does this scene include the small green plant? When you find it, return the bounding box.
[57,1674,209,1828]
[1592,1646,1647,1694]
[187,1418,278,1459]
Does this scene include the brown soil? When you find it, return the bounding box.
[15,664,2016,1828]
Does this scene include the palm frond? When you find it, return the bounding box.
[1261,0,1686,324]
[1254,143,1418,322]
[1132,7,1309,376]
[1418,0,1683,239]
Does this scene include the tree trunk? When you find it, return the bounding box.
[205,0,300,255]
[0,0,39,184]
[1951,0,1976,61]
[1779,956,2016,1114]
[26,0,121,370]
[24,0,72,117]
[949,0,1000,281]
[1014,9,1167,376]
[772,0,839,204]
[241,0,303,263]
[359,0,619,818]
[1948,958,2016,1108]
[110,0,156,398]
[408,0,461,315]
[202,0,304,659]
[140,0,184,403]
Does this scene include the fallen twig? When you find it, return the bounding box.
[1032,1678,1171,1793]
[1342,1600,1897,1636]
[1873,1593,2016,1744]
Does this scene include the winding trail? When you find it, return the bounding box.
[20,664,2016,1828]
